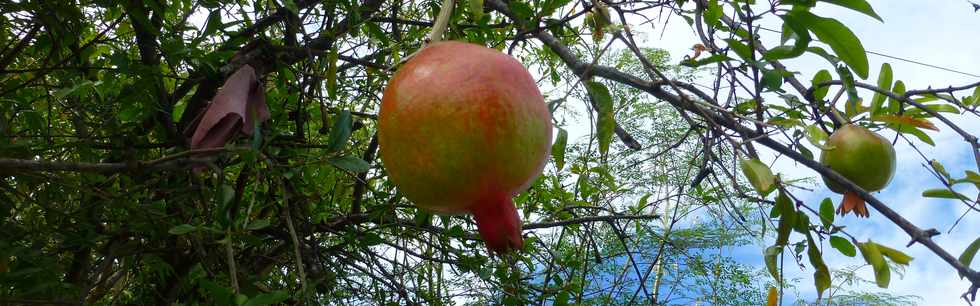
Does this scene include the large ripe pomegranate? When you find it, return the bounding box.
[378,41,553,253]
[819,124,896,217]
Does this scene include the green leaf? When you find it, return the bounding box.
[793,11,869,79]
[326,110,353,153]
[858,241,891,288]
[242,291,289,306]
[724,39,754,61]
[586,81,615,157]
[202,9,223,36]
[886,122,934,146]
[817,0,882,21]
[54,80,96,99]
[168,224,198,235]
[811,69,832,101]
[246,219,271,231]
[762,69,784,92]
[468,0,484,20]
[766,13,812,61]
[704,0,723,27]
[921,188,970,200]
[793,211,811,234]
[830,236,856,257]
[960,171,980,188]
[887,80,906,114]
[327,47,339,99]
[836,65,862,118]
[870,63,892,115]
[681,54,730,68]
[804,124,830,149]
[552,128,568,170]
[806,234,831,298]
[22,111,45,131]
[765,245,782,281]
[958,237,980,279]
[328,155,370,173]
[775,191,796,246]
[819,198,834,228]
[740,158,776,196]
[877,244,913,265]
[930,159,950,180]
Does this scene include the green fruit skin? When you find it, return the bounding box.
[819,124,896,194]
[378,41,553,214]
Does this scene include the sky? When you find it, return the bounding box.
[625,1,980,304]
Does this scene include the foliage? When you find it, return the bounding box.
[1,0,979,305]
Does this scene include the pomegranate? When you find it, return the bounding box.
[819,124,896,217]
[378,41,553,253]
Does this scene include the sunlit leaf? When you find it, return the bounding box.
[765,245,782,281]
[740,158,776,196]
[921,188,970,200]
[859,241,891,288]
[830,236,856,257]
[877,244,913,265]
[870,63,892,115]
[959,237,980,279]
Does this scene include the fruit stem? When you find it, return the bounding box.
[469,191,523,254]
[392,0,455,68]
[427,0,455,44]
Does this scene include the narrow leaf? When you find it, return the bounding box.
[552,128,568,170]
[775,191,796,246]
[765,245,782,281]
[807,234,831,298]
[887,80,906,114]
[327,47,339,99]
[168,224,198,235]
[586,81,615,157]
[958,237,980,279]
[870,63,892,115]
[877,244,913,265]
[921,188,970,200]
[326,110,353,153]
[328,155,370,173]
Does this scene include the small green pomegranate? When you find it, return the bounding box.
[819,124,896,217]
[378,41,553,253]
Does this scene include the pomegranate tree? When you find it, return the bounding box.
[377,41,553,253]
[820,124,896,217]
